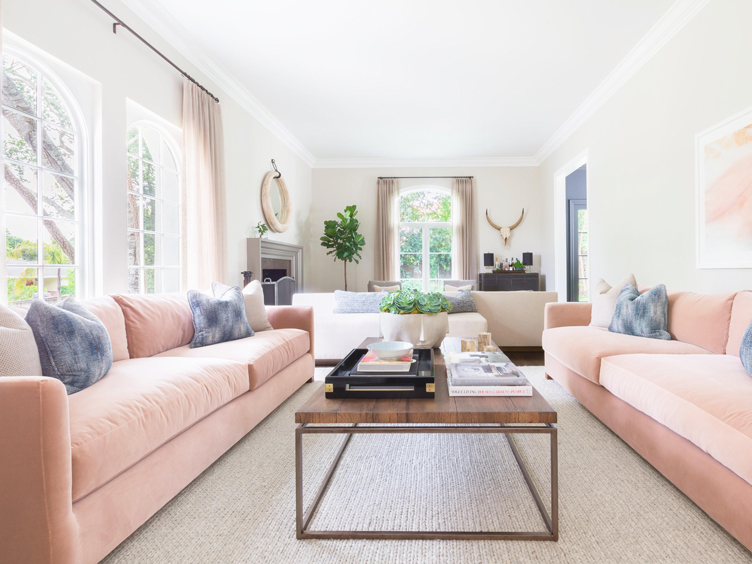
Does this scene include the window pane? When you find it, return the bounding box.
[578,209,588,231]
[163,235,179,267]
[43,172,75,220]
[43,220,75,265]
[578,255,588,278]
[7,266,39,303]
[6,215,38,263]
[161,139,177,170]
[400,253,422,280]
[126,127,139,157]
[145,269,155,294]
[128,268,140,294]
[43,266,75,303]
[127,194,140,230]
[144,233,156,266]
[42,123,75,173]
[3,56,37,114]
[429,227,451,253]
[399,226,421,253]
[399,191,450,223]
[141,127,160,163]
[142,197,156,231]
[579,279,589,302]
[3,109,37,165]
[4,163,37,215]
[143,161,157,197]
[401,279,422,292]
[127,232,141,266]
[127,156,140,193]
[163,202,179,235]
[162,170,179,203]
[42,79,73,130]
[429,280,441,292]
[429,254,452,279]
[578,232,588,255]
[163,268,180,293]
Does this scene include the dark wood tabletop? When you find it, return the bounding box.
[295,337,557,425]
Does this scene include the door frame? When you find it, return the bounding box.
[553,150,588,302]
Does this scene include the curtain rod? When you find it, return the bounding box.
[378,176,473,179]
[90,0,219,103]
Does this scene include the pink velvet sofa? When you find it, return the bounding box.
[543,290,752,551]
[0,293,314,564]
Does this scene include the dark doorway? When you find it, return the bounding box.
[565,165,588,302]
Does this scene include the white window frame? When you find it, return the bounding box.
[126,121,182,294]
[2,48,89,305]
[398,187,453,292]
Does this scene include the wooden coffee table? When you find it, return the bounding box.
[295,337,558,541]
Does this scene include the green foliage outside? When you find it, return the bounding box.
[380,289,452,315]
[320,205,365,291]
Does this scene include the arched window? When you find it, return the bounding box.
[399,188,452,292]
[126,124,181,294]
[3,52,84,305]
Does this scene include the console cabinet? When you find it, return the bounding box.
[478,272,540,291]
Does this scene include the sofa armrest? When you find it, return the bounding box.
[0,377,79,564]
[266,306,315,360]
[544,302,592,330]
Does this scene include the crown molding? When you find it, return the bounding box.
[312,156,538,169]
[118,0,316,167]
[533,0,712,165]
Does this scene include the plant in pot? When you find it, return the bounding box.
[319,205,365,291]
[379,289,453,348]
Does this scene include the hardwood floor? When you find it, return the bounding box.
[505,350,544,366]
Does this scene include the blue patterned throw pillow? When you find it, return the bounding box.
[609,284,670,340]
[25,298,113,394]
[333,290,386,313]
[188,282,253,348]
[741,319,752,377]
[443,289,478,313]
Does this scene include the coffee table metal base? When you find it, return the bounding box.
[295,423,558,541]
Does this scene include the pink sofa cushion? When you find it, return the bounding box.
[68,356,248,502]
[79,296,130,361]
[667,291,736,354]
[600,354,752,486]
[112,293,194,358]
[542,326,710,384]
[155,328,310,390]
[727,291,752,357]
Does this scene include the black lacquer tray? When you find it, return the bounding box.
[324,348,435,399]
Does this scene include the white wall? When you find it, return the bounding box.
[539,0,752,293]
[310,166,542,292]
[4,0,313,295]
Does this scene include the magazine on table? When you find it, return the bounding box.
[442,350,511,365]
[447,362,527,387]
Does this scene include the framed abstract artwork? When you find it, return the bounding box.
[696,106,752,268]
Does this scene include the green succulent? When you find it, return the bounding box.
[380,289,452,315]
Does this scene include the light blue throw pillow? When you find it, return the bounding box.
[741,319,752,377]
[188,282,253,348]
[25,297,113,394]
[443,289,478,314]
[609,283,670,340]
[333,290,386,313]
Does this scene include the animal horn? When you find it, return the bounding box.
[509,208,525,230]
[485,209,502,230]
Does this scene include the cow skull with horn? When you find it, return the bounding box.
[486,208,524,249]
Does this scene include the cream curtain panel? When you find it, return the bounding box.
[451,177,479,281]
[374,178,400,281]
[182,79,228,290]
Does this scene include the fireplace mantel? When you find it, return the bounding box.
[246,238,304,290]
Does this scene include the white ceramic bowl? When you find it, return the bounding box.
[367,341,414,360]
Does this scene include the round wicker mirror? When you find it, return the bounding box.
[261,171,292,232]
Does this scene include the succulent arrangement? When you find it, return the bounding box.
[379,289,452,315]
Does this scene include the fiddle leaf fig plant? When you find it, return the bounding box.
[379,289,452,315]
[320,205,365,291]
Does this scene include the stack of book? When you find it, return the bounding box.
[444,352,532,396]
[356,351,414,373]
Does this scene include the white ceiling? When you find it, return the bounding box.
[126,0,684,164]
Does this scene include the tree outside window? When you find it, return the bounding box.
[126,124,181,294]
[3,53,81,304]
[399,189,452,292]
